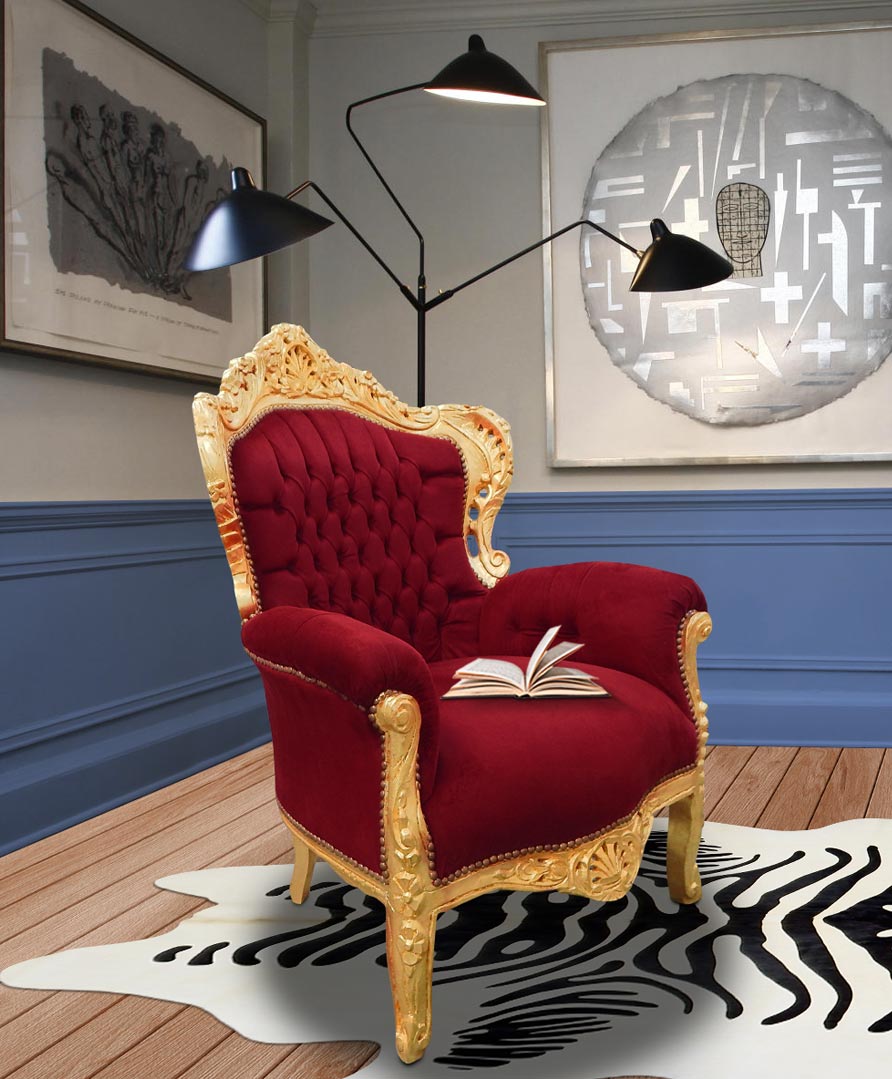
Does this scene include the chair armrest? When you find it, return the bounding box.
[242,606,440,799]
[477,562,707,718]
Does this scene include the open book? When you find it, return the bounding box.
[443,625,609,699]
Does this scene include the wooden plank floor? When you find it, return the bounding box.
[1,742,889,1079]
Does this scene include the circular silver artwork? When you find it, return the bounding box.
[581,74,892,425]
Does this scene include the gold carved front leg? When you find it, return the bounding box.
[385,903,437,1064]
[373,691,438,1065]
[289,833,317,904]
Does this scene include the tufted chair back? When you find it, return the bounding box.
[229,407,488,661]
[194,325,514,658]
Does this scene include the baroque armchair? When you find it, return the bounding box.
[193,324,711,1064]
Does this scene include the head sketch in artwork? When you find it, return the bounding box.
[715,182,771,278]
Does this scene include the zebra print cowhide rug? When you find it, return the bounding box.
[3,818,892,1078]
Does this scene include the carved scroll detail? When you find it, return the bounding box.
[491,806,653,903]
[372,692,436,1062]
[192,324,513,618]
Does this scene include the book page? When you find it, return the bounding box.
[532,684,608,697]
[451,658,525,689]
[443,684,525,698]
[523,625,562,686]
[529,641,585,687]
[532,665,609,696]
[534,664,593,685]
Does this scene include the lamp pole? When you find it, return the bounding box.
[185,38,731,401]
[346,85,432,406]
[289,175,641,409]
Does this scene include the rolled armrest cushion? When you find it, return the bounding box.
[478,562,706,717]
[243,605,440,796]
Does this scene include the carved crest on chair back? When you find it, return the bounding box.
[193,324,514,621]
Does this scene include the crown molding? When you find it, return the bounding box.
[237,0,272,18]
[311,0,892,37]
[270,0,318,29]
[237,0,318,31]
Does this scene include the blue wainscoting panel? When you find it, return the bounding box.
[0,501,268,856]
[4,491,891,855]
[493,490,892,747]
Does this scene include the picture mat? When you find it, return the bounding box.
[4,0,264,379]
[543,25,892,465]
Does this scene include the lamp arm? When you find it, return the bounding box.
[425,219,642,311]
[345,83,428,271]
[286,180,418,308]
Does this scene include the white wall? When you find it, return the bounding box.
[308,0,892,491]
[0,0,311,501]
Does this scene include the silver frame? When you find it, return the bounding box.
[540,21,892,468]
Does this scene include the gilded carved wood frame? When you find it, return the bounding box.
[193,324,712,1064]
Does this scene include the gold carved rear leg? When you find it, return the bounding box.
[289,833,317,904]
[666,781,704,904]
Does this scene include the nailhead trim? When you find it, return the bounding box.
[245,649,375,718]
[676,609,700,724]
[248,650,393,878]
[279,803,385,884]
[430,762,697,886]
[370,695,390,877]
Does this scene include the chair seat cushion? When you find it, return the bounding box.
[422,657,698,883]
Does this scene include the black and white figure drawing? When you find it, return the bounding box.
[581,74,892,426]
[42,48,232,321]
[3,818,892,1079]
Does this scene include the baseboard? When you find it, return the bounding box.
[0,676,269,857]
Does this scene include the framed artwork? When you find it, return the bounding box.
[541,23,892,466]
[2,0,266,383]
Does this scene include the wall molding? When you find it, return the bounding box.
[699,655,892,673]
[310,0,892,37]
[0,499,265,855]
[0,500,213,533]
[498,489,892,511]
[0,544,223,580]
[496,488,892,545]
[502,532,892,547]
[494,487,892,748]
[0,662,259,754]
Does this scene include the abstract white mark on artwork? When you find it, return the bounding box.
[581,74,892,425]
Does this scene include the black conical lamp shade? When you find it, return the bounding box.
[630,218,732,292]
[424,34,545,106]
[184,167,334,271]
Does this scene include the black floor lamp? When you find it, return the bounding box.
[186,34,732,407]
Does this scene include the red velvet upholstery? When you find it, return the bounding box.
[478,562,705,719]
[423,658,699,882]
[230,408,487,661]
[242,604,440,800]
[248,659,385,873]
[232,403,708,881]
